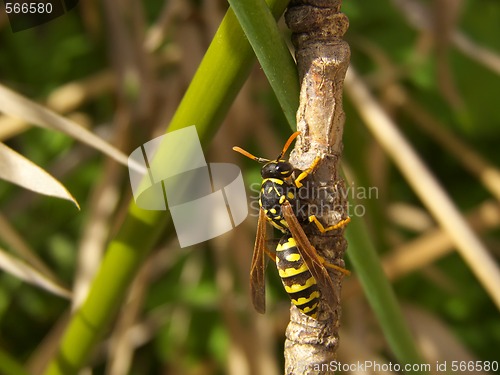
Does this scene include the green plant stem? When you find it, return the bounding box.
[346,216,427,372]
[43,1,290,374]
[227,0,300,128]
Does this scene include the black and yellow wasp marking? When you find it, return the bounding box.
[233,132,350,319]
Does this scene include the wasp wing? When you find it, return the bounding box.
[250,207,267,314]
[281,201,338,311]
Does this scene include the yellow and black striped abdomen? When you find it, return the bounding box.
[275,234,320,319]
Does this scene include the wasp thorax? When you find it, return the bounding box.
[261,160,293,178]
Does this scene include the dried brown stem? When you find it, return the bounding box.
[284,1,350,374]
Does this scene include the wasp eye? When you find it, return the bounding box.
[276,161,293,176]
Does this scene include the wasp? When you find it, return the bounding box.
[233,132,350,319]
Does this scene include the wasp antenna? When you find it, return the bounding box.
[233,146,270,163]
[277,131,301,160]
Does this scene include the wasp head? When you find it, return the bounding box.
[261,160,293,178]
[232,131,301,178]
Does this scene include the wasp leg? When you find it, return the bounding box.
[308,216,351,275]
[318,255,351,276]
[264,248,276,262]
[309,215,351,233]
[294,156,321,188]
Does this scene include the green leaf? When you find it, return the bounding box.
[227,0,300,127]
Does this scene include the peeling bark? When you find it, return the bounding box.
[284,1,350,374]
